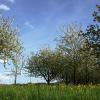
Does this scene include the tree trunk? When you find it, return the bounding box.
[47,69,50,85]
[14,73,17,85]
[47,80,50,85]
[85,64,88,84]
[65,74,68,85]
[73,66,76,84]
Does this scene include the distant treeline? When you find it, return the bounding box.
[26,5,100,85]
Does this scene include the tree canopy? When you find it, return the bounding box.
[0,16,23,67]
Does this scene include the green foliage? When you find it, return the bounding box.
[54,4,100,84]
[56,25,84,84]
[83,25,100,59]
[84,4,100,59]
[93,5,100,22]
[81,5,100,83]
[26,48,64,84]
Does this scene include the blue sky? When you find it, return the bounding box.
[0,0,99,84]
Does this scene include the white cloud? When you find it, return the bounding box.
[8,0,15,3]
[0,74,10,81]
[24,21,34,29]
[0,4,10,11]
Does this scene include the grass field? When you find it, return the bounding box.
[0,84,100,100]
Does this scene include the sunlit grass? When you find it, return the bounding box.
[0,84,100,100]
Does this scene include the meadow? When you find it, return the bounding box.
[0,84,100,100]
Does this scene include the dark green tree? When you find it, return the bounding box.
[56,25,84,84]
[83,4,100,71]
[81,4,100,83]
[26,48,63,84]
[93,5,100,22]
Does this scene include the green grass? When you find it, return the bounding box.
[0,84,100,100]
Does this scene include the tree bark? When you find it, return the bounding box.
[73,66,76,84]
[14,73,17,85]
